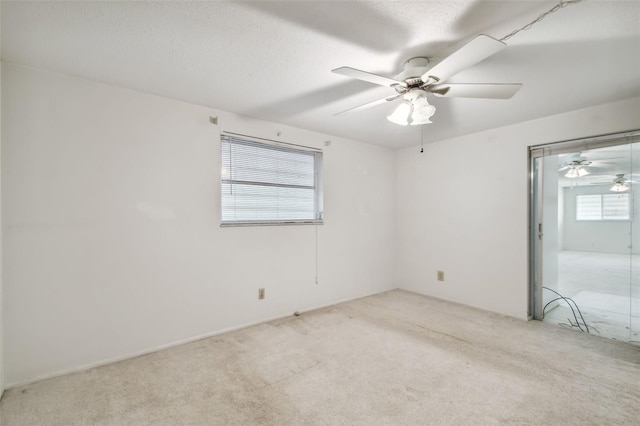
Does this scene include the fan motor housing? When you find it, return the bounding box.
[395,57,431,88]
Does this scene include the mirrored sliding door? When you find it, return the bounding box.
[531,130,639,344]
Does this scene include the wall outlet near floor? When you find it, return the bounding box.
[258,288,265,300]
[437,271,445,282]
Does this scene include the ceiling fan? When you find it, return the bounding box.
[590,174,639,192]
[331,34,523,125]
[559,157,594,178]
[559,154,622,178]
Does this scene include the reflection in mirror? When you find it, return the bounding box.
[534,138,640,344]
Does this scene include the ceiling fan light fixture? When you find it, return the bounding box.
[564,168,578,178]
[409,96,436,125]
[565,166,589,178]
[610,182,629,192]
[387,100,413,126]
[410,111,433,125]
[387,90,436,126]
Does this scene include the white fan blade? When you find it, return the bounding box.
[430,83,522,99]
[334,94,402,116]
[592,160,624,165]
[332,67,407,89]
[589,181,638,185]
[421,34,506,84]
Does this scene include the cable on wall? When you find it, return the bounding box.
[315,218,319,285]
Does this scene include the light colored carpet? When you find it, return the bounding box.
[1,289,639,425]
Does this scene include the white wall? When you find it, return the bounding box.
[1,63,396,387]
[563,184,640,254]
[396,96,640,320]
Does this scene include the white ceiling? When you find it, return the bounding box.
[2,1,640,148]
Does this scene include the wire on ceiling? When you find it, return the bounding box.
[500,0,585,43]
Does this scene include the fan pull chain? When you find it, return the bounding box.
[500,0,584,43]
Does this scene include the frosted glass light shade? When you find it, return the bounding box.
[387,92,436,126]
[610,182,629,192]
[410,95,435,125]
[565,167,589,178]
[387,101,412,125]
[411,105,436,125]
[577,167,590,177]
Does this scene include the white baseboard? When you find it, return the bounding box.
[6,288,393,389]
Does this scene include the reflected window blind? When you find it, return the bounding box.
[576,195,602,220]
[603,194,630,220]
[576,194,629,221]
[221,133,323,225]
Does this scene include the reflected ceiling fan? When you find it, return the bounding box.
[589,174,639,192]
[332,34,523,125]
[559,157,594,178]
[559,154,622,178]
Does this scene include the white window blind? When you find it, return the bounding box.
[576,193,630,221]
[603,194,630,220]
[576,195,602,220]
[220,132,323,226]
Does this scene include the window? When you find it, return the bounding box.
[576,193,630,221]
[220,132,323,226]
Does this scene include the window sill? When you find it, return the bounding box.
[220,220,324,227]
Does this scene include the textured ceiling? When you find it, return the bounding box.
[2,1,640,148]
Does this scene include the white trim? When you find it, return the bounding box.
[400,288,529,321]
[530,129,640,157]
[220,220,323,227]
[221,131,322,153]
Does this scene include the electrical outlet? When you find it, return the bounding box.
[437,271,445,282]
[258,288,265,300]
